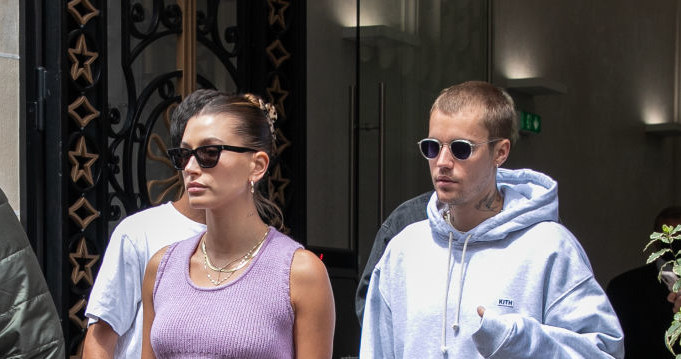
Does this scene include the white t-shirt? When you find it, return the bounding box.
[85,202,206,359]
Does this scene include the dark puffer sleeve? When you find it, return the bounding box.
[0,188,65,358]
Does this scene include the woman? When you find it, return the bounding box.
[141,90,335,358]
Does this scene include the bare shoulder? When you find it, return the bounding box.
[289,249,335,358]
[144,245,171,282]
[290,249,329,283]
[289,248,334,315]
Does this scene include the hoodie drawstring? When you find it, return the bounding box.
[440,230,471,354]
[441,231,453,354]
[453,234,470,330]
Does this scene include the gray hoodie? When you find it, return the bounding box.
[360,168,624,358]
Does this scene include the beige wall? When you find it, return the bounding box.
[0,0,20,215]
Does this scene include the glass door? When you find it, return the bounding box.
[305,2,489,357]
[356,0,490,268]
[306,1,361,357]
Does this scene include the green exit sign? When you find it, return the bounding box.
[519,110,541,133]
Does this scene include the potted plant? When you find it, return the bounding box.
[646,224,681,357]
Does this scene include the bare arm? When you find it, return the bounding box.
[141,247,168,359]
[290,249,335,358]
[82,321,118,359]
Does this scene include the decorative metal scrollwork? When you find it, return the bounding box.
[67,34,99,85]
[68,136,99,187]
[69,96,101,128]
[68,197,101,230]
[264,0,292,211]
[68,238,100,286]
[267,0,290,29]
[64,0,104,356]
[68,298,89,329]
[67,0,100,26]
[108,1,239,220]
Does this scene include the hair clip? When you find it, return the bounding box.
[258,99,278,140]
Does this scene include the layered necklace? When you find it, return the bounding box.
[201,227,270,286]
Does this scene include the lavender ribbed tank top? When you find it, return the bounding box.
[150,227,303,358]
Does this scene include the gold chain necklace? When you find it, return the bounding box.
[202,227,270,286]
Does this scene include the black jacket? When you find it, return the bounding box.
[606,262,674,359]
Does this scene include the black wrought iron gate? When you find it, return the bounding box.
[21,0,306,356]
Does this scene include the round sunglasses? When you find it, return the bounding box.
[417,138,501,160]
[167,145,257,170]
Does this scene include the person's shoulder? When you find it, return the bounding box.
[379,219,431,264]
[144,245,173,281]
[517,221,578,247]
[514,221,598,273]
[396,191,432,209]
[148,245,171,268]
[112,202,204,245]
[390,219,430,245]
[290,249,329,289]
[385,192,432,224]
[269,228,304,250]
[112,202,174,229]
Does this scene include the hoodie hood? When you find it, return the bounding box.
[428,168,559,244]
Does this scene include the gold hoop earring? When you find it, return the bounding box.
[250,180,255,194]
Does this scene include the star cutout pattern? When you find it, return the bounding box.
[68,136,99,186]
[68,237,99,286]
[68,196,101,230]
[273,128,291,157]
[265,39,291,69]
[69,340,84,359]
[68,34,99,85]
[266,75,289,120]
[268,164,290,207]
[68,96,100,128]
[267,0,290,28]
[68,297,89,328]
[67,0,100,26]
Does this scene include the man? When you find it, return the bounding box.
[0,186,65,358]
[82,90,219,358]
[360,81,624,358]
[355,191,431,323]
[606,206,681,359]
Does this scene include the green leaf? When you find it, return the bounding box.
[674,264,681,277]
[675,312,681,321]
[661,234,673,244]
[648,248,672,264]
[645,239,661,252]
[666,321,681,354]
[652,231,666,240]
[672,224,681,236]
[674,280,681,293]
[675,354,681,359]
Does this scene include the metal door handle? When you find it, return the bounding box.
[378,82,385,223]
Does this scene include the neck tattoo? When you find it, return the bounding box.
[201,227,270,286]
[475,190,503,213]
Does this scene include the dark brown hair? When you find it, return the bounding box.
[171,90,284,230]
